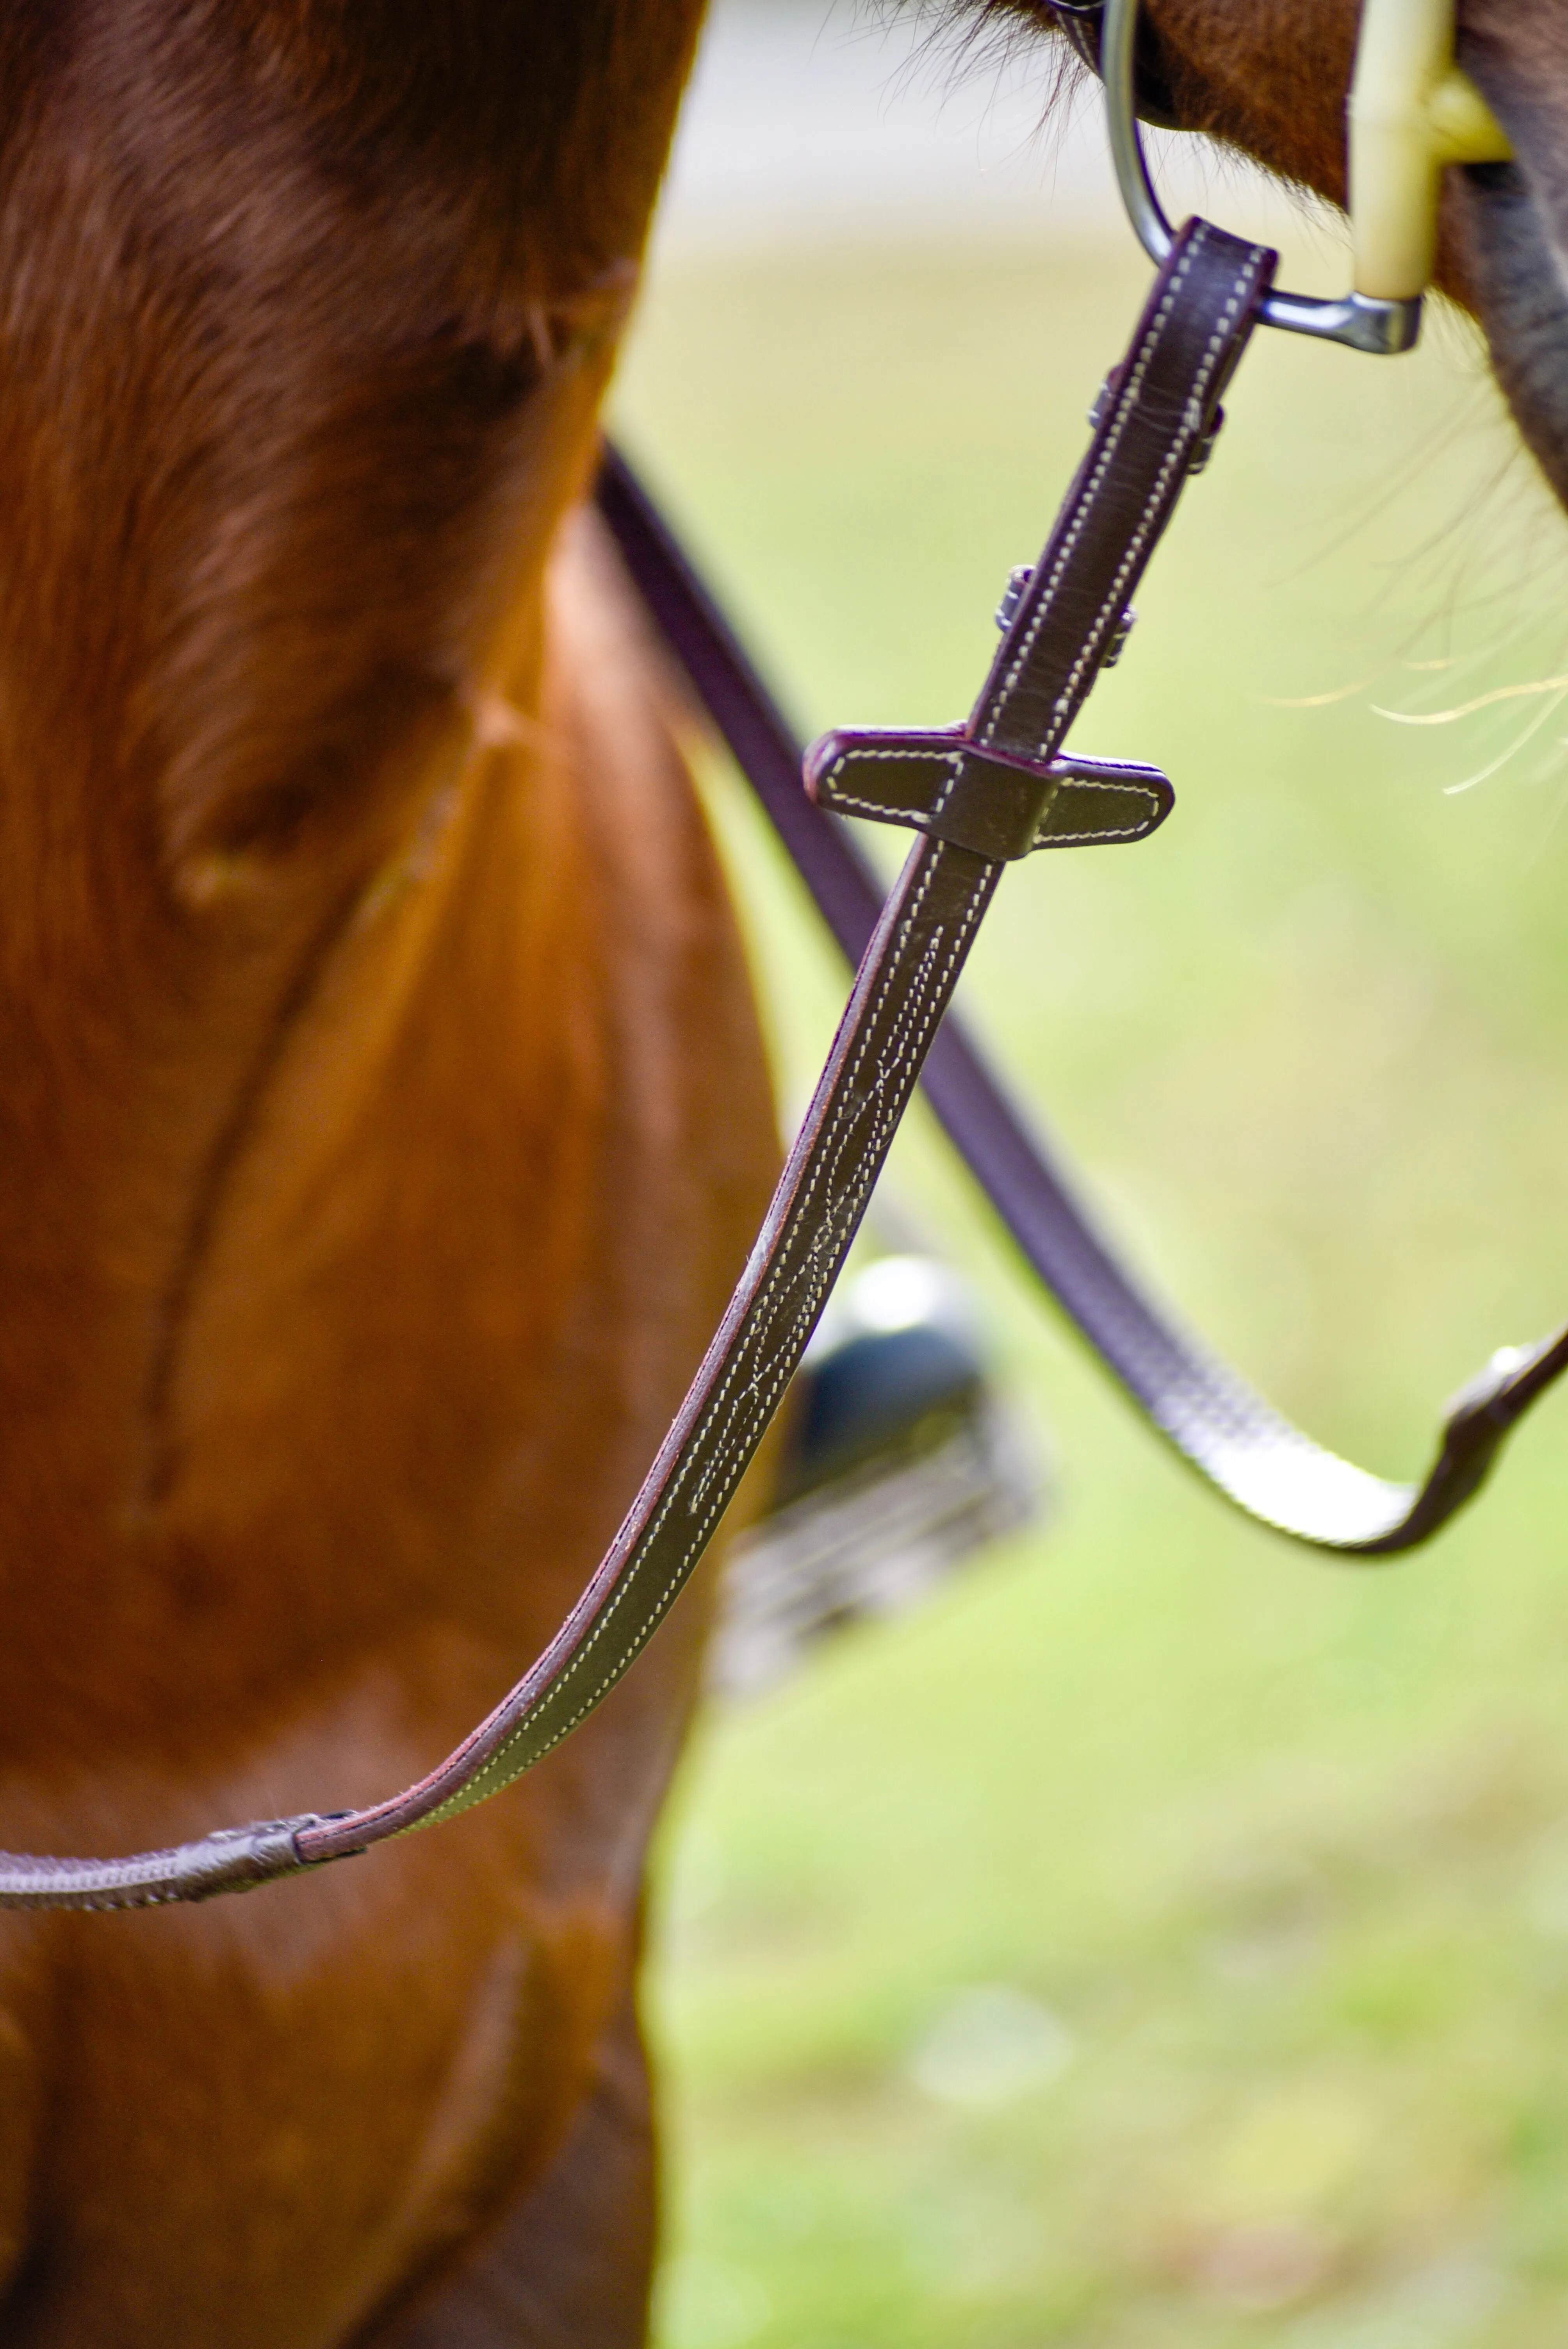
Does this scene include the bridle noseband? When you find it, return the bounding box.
[0,0,1555,1913]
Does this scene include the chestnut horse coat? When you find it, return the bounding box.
[0,2,773,2340]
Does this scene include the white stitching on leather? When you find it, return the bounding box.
[545,861,970,1688]
[977,226,1266,761]
[823,750,1163,853]
[978,242,1201,745]
[1035,777,1162,847]
[408,241,1269,1830]
[426,841,988,1816]
[930,753,965,821]
[817,744,960,823]
[1041,255,1261,748]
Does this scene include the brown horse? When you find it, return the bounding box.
[2,1,1565,2343]
[0,4,774,2341]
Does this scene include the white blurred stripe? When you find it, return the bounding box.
[654,0,1312,256]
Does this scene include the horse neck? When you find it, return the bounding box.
[0,2,703,1645]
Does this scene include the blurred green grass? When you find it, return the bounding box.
[612,221,1568,2347]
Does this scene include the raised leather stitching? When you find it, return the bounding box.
[420,842,985,1816]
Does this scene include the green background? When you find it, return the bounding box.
[612,188,1568,2349]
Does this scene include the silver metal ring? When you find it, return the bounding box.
[1100,0,1423,356]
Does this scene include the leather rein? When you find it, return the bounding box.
[4,196,1564,1909]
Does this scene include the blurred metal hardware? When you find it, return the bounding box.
[711,1257,1047,1701]
[1096,0,1510,354]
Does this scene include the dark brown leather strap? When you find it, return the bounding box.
[5,217,1555,1912]
[595,260,1568,1561]
[293,218,1267,1862]
[595,454,1568,1556]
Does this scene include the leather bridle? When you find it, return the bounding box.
[0,0,1558,1912]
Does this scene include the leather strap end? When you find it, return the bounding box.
[1043,756,1173,848]
[177,1818,325,1902]
[1440,1323,1568,1445]
[805,730,1173,860]
[1331,1324,1568,1558]
[0,1815,326,1912]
